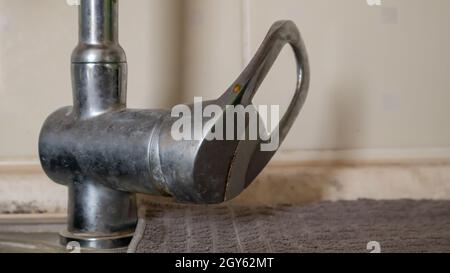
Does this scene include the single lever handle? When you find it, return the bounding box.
[154,20,310,203]
[220,20,310,200]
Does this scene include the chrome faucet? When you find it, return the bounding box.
[39,0,310,249]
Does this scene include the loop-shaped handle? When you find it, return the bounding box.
[220,20,310,199]
[219,20,310,146]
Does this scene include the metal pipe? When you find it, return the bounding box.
[79,0,119,44]
[60,179,137,249]
[71,0,127,119]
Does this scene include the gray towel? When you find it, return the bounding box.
[128,199,450,253]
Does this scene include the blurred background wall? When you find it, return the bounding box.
[1,0,450,162]
[1,0,450,212]
[0,0,183,158]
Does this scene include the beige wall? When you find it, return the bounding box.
[1,0,450,162]
[0,0,183,158]
[247,0,450,156]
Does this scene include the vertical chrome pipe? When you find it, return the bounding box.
[53,1,137,249]
[79,0,119,44]
[72,0,127,119]
[60,179,137,249]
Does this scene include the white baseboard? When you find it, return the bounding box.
[3,147,450,167]
[1,149,450,215]
[0,163,66,215]
[272,148,450,165]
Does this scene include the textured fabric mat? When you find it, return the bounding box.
[128,199,450,253]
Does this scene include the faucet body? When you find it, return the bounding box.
[39,0,310,249]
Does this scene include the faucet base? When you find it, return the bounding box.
[60,229,134,250]
[62,180,138,250]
